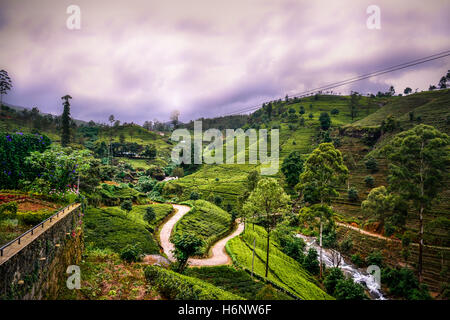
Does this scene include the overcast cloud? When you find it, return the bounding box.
[0,0,449,124]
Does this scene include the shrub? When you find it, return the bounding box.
[351,253,364,267]
[334,278,366,300]
[308,113,314,119]
[339,237,353,254]
[365,157,379,173]
[384,222,396,237]
[121,200,133,212]
[17,209,53,225]
[366,250,383,267]
[364,175,375,188]
[331,108,339,115]
[348,187,358,202]
[324,267,345,294]
[136,176,156,192]
[189,191,199,200]
[319,112,331,130]
[0,201,18,220]
[382,267,431,300]
[120,244,142,262]
[303,248,320,275]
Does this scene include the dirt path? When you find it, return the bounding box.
[189,222,244,266]
[157,203,244,266]
[336,222,449,251]
[159,204,191,262]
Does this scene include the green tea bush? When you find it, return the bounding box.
[120,244,142,262]
[0,201,18,220]
[144,266,242,300]
[17,209,53,225]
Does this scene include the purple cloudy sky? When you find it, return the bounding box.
[0,0,449,124]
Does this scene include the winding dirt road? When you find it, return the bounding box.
[158,203,244,266]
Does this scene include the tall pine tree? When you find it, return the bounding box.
[61,95,72,147]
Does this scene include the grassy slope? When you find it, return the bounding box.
[352,89,450,133]
[84,203,173,254]
[144,265,243,300]
[185,266,293,300]
[173,200,231,255]
[174,94,382,207]
[227,225,333,300]
[97,125,173,157]
[334,89,450,244]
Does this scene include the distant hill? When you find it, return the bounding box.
[2,102,89,126]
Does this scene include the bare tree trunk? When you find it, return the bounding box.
[319,220,323,279]
[418,205,424,283]
[265,230,270,278]
[251,237,256,278]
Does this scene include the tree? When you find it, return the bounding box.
[170,110,180,128]
[324,267,345,294]
[297,143,348,277]
[246,170,260,192]
[0,70,12,106]
[438,70,449,89]
[349,91,360,121]
[265,103,273,119]
[319,112,331,130]
[299,105,305,115]
[404,87,412,95]
[61,95,72,147]
[334,278,366,300]
[365,157,378,173]
[361,186,398,230]
[389,86,395,96]
[121,200,133,213]
[308,113,313,119]
[281,151,304,189]
[297,143,349,205]
[144,206,156,223]
[303,248,320,275]
[243,178,291,277]
[172,233,204,272]
[298,204,335,277]
[383,124,450,282]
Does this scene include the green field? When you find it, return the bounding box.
[173,200,232,255]
[185,266,293,300]
[84,203,173,254]
[227,225,333,300]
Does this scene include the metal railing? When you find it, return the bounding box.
[0,202,78,257]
